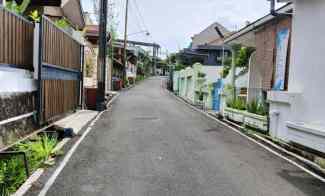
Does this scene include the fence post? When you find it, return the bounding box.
[79,45,84,109]
[35,18,44,125]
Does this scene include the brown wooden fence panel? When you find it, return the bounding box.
[41,16,81,70]
[0,7,34,69]
[42,80,78,121]
[39,16,83,123]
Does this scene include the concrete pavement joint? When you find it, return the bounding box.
[166,89,325,183]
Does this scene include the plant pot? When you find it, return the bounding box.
[224,107,245,123]
[244,112,268,133]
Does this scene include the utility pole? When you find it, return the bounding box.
[123,0,129,83]
[231,48,236,100]
[96,0,108,111]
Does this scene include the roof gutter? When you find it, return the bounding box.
[224,3,293,44]
[269,0,293,16]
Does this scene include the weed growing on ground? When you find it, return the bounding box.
[0,135,58,194]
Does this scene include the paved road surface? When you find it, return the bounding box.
[46,77,325,196]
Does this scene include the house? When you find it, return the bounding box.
[266,0,325,154]
[223,3,293,103]
[178,22,232,66]
[15,0,85,30]
[191,22,231,49]
[219,3,292,132]
[177,63,223,108]
[112,43,143,85]
[84,22,113,91]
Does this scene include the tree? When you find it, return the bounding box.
[222,44,255,78]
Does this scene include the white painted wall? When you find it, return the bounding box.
[201,66,223,84]
[288,0,325,124]
[0,67,36,93]
[173,71,180,92]
[268,0,325,152]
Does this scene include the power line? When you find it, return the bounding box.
[132,0,148,31]
[129,0,144,33]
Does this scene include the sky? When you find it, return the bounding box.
[81,0,283,55]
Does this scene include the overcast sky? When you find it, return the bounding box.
[81,0,282,54]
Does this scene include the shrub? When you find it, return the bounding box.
[226,98,246,110]
[197,72,206,78]
[0,157,26,194]
[0,135,57,194]
[135,75,145,83]
[247,100,268,116]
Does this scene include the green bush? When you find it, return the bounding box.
[197,72,206,78]
[247,100,268,116]
[54,18,71,30]
[135,75,145,83]
[226,98,246,110]
[0,135,57,194]
[0,157,26,194]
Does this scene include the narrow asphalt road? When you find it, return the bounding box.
[46,77,325,196]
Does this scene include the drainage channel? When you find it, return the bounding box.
[216,116,325,180]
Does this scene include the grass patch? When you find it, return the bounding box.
[0,135,58,195]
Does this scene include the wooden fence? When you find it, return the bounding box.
[0,7,34,69]
[38,16,83,123]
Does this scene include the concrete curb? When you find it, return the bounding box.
[13,93,121,196]
[166,89,325,183]
[37,92,120,196]
[13,169,44,196]
[222,118,325,176]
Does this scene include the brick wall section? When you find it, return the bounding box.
[0,92,36,148]
[255,16,292,90]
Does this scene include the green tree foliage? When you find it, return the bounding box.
[222,44,255,78]
[5,0,30,15]
[137,52,152,76]
[174,63,186,71]
[165,53,177,64]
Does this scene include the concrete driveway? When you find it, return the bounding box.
[45,77,325,196]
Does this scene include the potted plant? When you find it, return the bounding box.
[244,100,268,133]
[224,98,246,123]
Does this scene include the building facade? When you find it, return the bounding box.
[268,0,325,153]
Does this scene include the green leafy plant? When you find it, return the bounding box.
[54,18,70,29]
[5,0,30,15]
[123,78,129,88]
[247,100,268,116]
[28,10,40,22]
[222,44,255,78]
[174,63,186,71]
[0,157,27,194]
[197,72,206,78]
[0,135,58,194]
[226,98,246,110]
[135,75,145,83]
[17,135,57,170]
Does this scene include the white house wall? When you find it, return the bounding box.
[0,67,36,93]
[201,66,223,84]
[288,0,325,124]
[268,0,325,153]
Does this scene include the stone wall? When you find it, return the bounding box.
[0,92,37,148]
